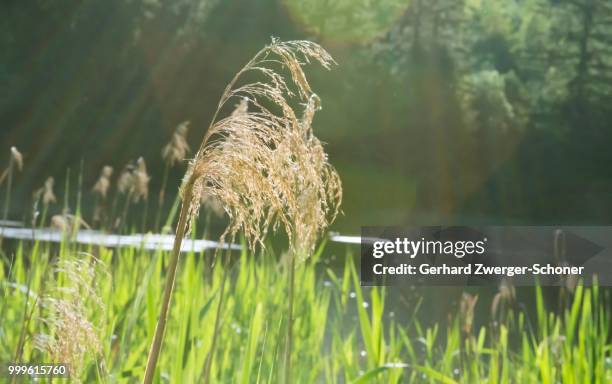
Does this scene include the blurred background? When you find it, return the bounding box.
[1,0,612,234]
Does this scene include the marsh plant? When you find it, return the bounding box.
[32,177,57,228]
[34,254,107,380]
[112,158,150,232]
[112,163,135,231]
[144,39,341,383]
[1,147,23,226]
[157,121,191,231]
[92,166,113,226]
[133,157,151,231]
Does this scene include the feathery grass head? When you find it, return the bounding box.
[491,278,515,321]
[117,164,135,194]
[50,214,91,232]
[34,176,57,206]
[183,39,341,258]
[10,146,23,171]
[42,177,57,205]
[162,121,191,167]
[92,166,113,199]
[132,157,150,203]
[35,254,107,379]
[459,292,478,336]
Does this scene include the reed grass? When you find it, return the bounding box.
[143,38,340,383]
[157,121,191,231]
[1,147,23,245]
[92,166,113,228]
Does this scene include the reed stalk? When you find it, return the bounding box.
[63,168,70,215]
[1,147,23,246]
[141,198,149,233]
[1,155,13,226]
[143,39,339,383]
[157,122,190,232]
[154,162,170,232]
[143,178,193,384]
[119,190,133,234]
[284,252,296,384]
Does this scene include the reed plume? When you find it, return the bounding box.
[34,177,57,207]
[1,146,23,244]
[113,163,135,231]
[35,254,107,380]
[92,166,113,226]
[11,147,23,170]
[133,157,151,231]
[459,292,478,377]
[491,278,516,324]
[0,147,22,186]
[92,166,113,199]
[50,214,91,233]
[156,122,191,231]
[32,177,57,228]
[184,41,340,252]
[144,39,340,384]
[132,157,150,203]
[161,121,191,167]
[460,292,478,337]
[117,164,135,195]
[42,177,57,206]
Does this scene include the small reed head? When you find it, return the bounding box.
[92,166,113,199]
[117,164,135,194]
[132,157,150,203]
[459,292,478,335]
[162,121,191,167]
[491,278,515,320]
[33,177,57,206]
[42,177,57,205]
[50,214,91,232]
[10,146,23,171]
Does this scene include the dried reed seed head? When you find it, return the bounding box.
[50,214,91,232]
[101,165,113,178]
[93,165,113,199]
[92,206,103,223]
[35,254,107,379]
[162,121,191,167]
[491,278,515,319]
[459,293,478,334]
[185,39,341,258]
[43,177,57,205]
[50,214,69,231]
[10,146,23,171]
[132,157,150,203]
[176,120,189,135]
[117,164,135,194]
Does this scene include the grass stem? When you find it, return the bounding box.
[154,163,170,232]
[143,179,194,384]
[0,157,14,246]
[284,252,296,384]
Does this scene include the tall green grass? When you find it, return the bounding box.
[0,237,610,383]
